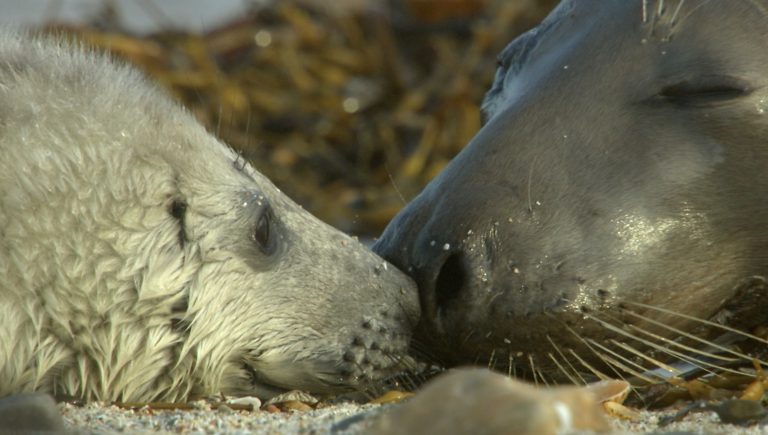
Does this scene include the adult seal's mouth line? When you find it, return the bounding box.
[374,0,768,384]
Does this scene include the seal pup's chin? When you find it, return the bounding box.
[234,309,417,397]
[239,360,361,398]
[0,29,419,402]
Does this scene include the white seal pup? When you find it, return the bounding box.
[0,30,419,402]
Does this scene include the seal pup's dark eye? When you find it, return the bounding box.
[658,76,750,105]
[252,206,276,255]
[170,200,186,219]
[169,199,188,247]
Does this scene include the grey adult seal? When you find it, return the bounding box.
[375,0,768,379]
[0,29,418,402]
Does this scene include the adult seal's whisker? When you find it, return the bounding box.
[623,308,768,366]
[566,349,611,381]
[374,0,768,386]
[560,324,630,381]
[545,352,582,385]
[626,301,768,346]
[546,335,588,385]
[608,340,683,380]
[583,339,654,383]
[581,312,731,376]
[486,349,497,369]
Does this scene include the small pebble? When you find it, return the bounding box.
[369,390,414,405]
[227,396,262,410]
[0,393,66,433]
[371,368,611,435]
[265,390,319,406]
[280,400,313,412]
[712,399,767,425]
[217,404,234,414]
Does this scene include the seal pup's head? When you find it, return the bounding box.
[375,0,768,380]
[0,30,418,401]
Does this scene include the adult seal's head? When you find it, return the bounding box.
[375,0,768,377]
[0,30,418,402]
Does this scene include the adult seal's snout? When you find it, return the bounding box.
[375,0,768,374]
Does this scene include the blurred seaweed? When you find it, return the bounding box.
[47,0,557,235]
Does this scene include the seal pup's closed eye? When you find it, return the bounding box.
[0,29,419,402]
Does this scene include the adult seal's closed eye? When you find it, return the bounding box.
[0,29,419,402]
[374,0,768,378]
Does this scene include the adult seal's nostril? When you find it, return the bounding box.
[414,246,472,334]
[376,0,768,378]
[433,252,470,321]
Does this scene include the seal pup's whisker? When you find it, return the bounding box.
[407,339,441,366]
[398,371,421,392]
[215,104,223,137]
[403,360,431,387]
[244,104,252,150]
[380,352,425,391]
[342,360,382,399]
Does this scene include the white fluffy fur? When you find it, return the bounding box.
[0,30,418,402]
